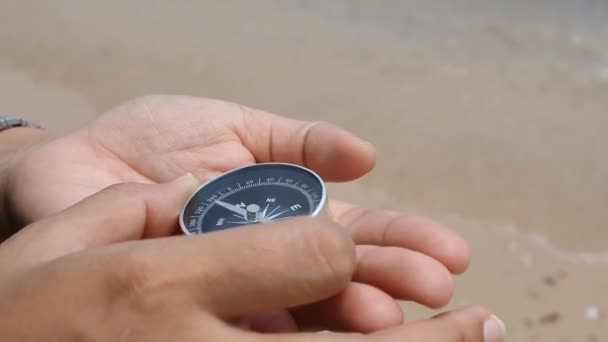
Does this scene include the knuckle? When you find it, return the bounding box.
[99,183,149,211]
[450,307,488,342]
[455,328,468,342]
[436,318,469,342]
[300,217,356,288]
[101,182,146,196]
[109,250,157,305]
[337,206,371,226]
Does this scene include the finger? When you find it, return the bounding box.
[238,307,503,342]
[372,306,505,342]
[354,245,453,308]
[292,282,403,333]
[104,216,356,319]
[331,200,470,274]
[235,105,376,182]
[237,243,455,332]
[0,174,199,271]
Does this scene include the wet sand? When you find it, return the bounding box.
[1,1,607,340]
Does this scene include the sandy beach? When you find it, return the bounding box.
[1,1,607,340]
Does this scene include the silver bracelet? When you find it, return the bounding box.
[0,115,43,131]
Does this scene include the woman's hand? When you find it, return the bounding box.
[5,95,471,331]
[0,180,503,341]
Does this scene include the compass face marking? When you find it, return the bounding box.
[179,163,327,235]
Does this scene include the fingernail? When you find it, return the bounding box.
[484,315,506,342]
[169,173,199,193]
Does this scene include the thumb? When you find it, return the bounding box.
[110,216,357,319]
[235,105,376,182]
[0,173,199,271]
[202,217,356,317]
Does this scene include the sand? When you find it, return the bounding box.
[1,1,607,340]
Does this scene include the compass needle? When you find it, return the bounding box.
[215,199,247,216]
[180,163,327,234]
[266,205,280,217]
[267,209,290,221]
[226,221,252,225]
[261,203,270,218]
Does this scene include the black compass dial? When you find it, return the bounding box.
[179,163,327,235]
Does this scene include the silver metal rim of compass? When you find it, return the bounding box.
[178,162,329,235]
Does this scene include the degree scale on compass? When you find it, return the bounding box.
[179,163,327,235]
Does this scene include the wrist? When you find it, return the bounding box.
[0,127,48,240]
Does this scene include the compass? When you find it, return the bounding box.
[179,163,327,235]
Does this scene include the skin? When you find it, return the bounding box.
[0,95,504,340]
[0,179,497,341]
[0,126,48,239]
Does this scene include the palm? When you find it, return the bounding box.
[11,96,372,220]
[12,98,245,219]
[8,96,470,332]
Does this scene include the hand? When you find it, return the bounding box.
[0,181,504,342]
[0,126,47,238]
[7,95,471,332]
